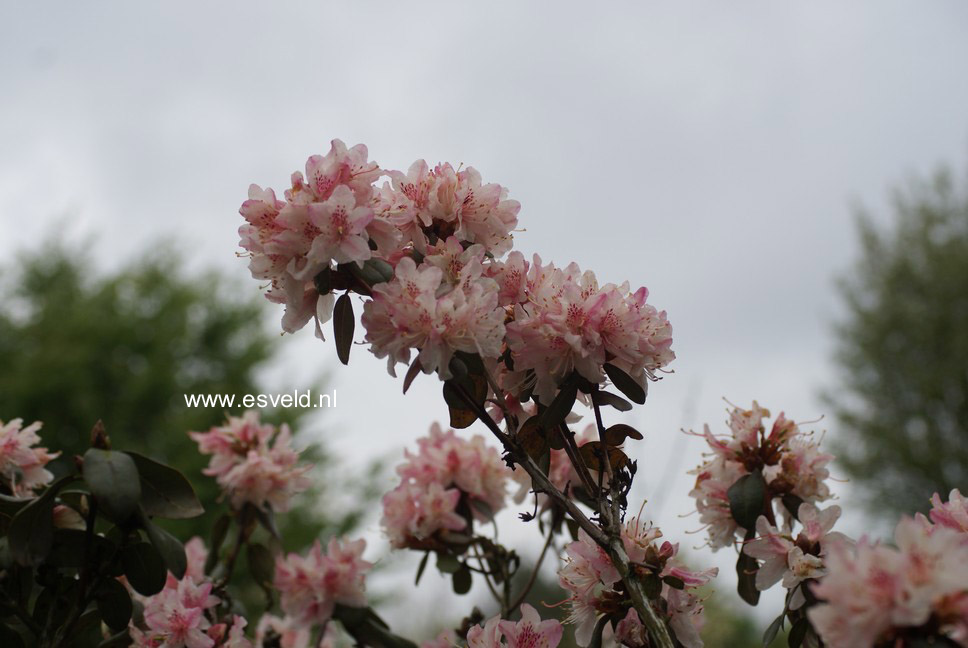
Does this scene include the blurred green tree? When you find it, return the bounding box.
[0,237,367,548]
[827,166,968,517]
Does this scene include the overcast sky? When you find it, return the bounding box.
[3,0,968,636]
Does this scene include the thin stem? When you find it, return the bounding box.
[557,423,600,499]
[471,544,503,606]
[507,522,556,612]
[449,381,607,547]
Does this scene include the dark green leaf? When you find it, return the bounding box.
[314,266,333,294]
[96,577,133,631]
[586,614,611,648]
[247,542,275,585]
[415,552,429,585]
[541,382,577,430]
[402,357,423,394]
[662,575,685,590]
[205,513,231,575]
[121,542,167,595]
[603,423,644,445]
[737,542,761,606]
[763,613,784,646]
[143,518,187,579]
[351,258,395,286]
[436,553,461,574]
[0,494,31,518]
[592,390,633,412]
[603,363,646,404]
[782,494,805,521]
[125,451,203,520]
[333,293,355,365]
[8,475,72,565]
[787,618,808,648]
[452,564,472,594]
[727,470,767,530]
[83,448,141,523]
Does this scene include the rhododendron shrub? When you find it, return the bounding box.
[3,140,966,648]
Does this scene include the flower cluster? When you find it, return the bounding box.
[238,140,518,338]
[189,410,311,513]
[808,491,968,647]
[689,402,833,549]
[497,253,675,404]
[273,537,372,629]
[0,417,59,496]
[557,518,717,648]
[743,503,849,607]
[381,423,508,549]
[129,538,252,648]
[465,604,563,648]
[361,240,506,378]
[239,141,674,401]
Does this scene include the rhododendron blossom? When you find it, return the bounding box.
[130,573,221,648]
[274,537,372,629]
[382,423,507,548]
[361,252,506,378]
[190,410,311,512]
[689,402,834,549]
[465,604,563,648]
[557,519,716,648]
[928,488,968,534]
[808,509,968,648]
[0,417,59,496]
[501,255,674,404]
[743,503,849,606]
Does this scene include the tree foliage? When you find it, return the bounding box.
[828,166,968,517]
[0,238,356,546]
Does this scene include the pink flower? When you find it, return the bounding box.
[190,411,312,513]
[135,574,220,648]
[930,489,968,534]
[362,255,505,378]
[465,606,563,648]
[305,184,374,266]
[689,402,834,550]
[382,423,508,549]
[184,537,208,582]
[255,614,318,648]
[498,604,564,648]
[381,481,466,549]
[504,256,673,404]
[274,537,372,629]
[809,517,968,648]
[467,616,503,648]
[0,418,59,496]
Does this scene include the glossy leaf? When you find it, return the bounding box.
[402,357,423,394]
[517,416,549,461]
[603,363,646,404]
[125,451,203,520]
[541,382,577,430]
[452,564,472,594]
[144,518,187,579]
[8,475,72,566]
[763,614,784,646]
[592,390,633,412]
[83,448,141,523]
[333,293,355,365]
[727,470,767,530]
[96,577,133,631]
[121,541,167,596]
